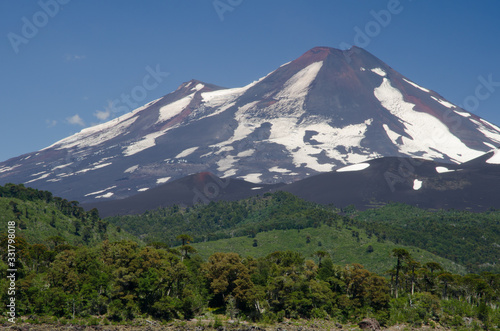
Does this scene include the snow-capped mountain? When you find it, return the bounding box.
[1,46,500,203]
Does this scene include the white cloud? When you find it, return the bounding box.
[94,109,111,121]
[64,54,86,61]
[93,100,117,121]
[67,114,85,126]
[46,119,57,128]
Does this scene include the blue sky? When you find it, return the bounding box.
[1,0,500,162]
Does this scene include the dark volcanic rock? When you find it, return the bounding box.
[84,151,500,216]
[358,318,381,330]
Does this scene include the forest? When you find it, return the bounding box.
[107,191,500,274]
[0,184,499,329]
[1,237,499,329]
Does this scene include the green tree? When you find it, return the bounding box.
[438,272,454,299]
[202,252,254,310]
[391,248,411,298]
[313,250,329,267]
[176,234,193,246]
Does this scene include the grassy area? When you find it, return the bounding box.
[191,223,466,275]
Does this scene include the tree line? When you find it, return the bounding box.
[0,237,498,328]
[1,183,100,222]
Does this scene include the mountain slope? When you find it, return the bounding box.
[1,46,500,204]
[85,150,500,216]
[83,171,284,217]
[283,150,500,211]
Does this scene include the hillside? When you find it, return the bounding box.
[105,191,499,273]
[190,225,466,275]
[353,203,500,273]
[1,186,498,329]
[0,183,137,246]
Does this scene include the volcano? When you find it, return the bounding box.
[1,46,499,203]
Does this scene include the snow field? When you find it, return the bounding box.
[374,78,483,162]
[336,163,370,172]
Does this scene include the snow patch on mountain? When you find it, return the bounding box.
[267,119,331,172]
[470,119,500,144]
[270,166,292,173]
[212,102,260,150]
[85,185,117,197]
[195,85,250,121]
[481,119,500,133]
[413,179,423,190]
[337,163,370,172]
[455,110,471,118]
[213,146,234,155]
[216,155,237,173]
[486,149,500,164]
[156,177,171,184]
[176,147,199,158]
[281,61,324,98]
[52,163,73,171]
[279,61,292,68]
[382,124,401,144]
[371,68,386,77]
[436,166,455,173]
[25,173,50,184]
[123,131,166,156]
[237,149,255,157]
[268,119,375,171]
[374,78,483,162]
[239,173,262,183]
[0,164,21,173]
[191,83,204,92]
[202,86,247,108]
[95,192,114,199]
[124,165,139,173]
[30,171,47,177]
[431,96,455,109]
[76,162,112,174]
[222,169,237,177]
[403,78,430,92]
[156,94,194,124]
